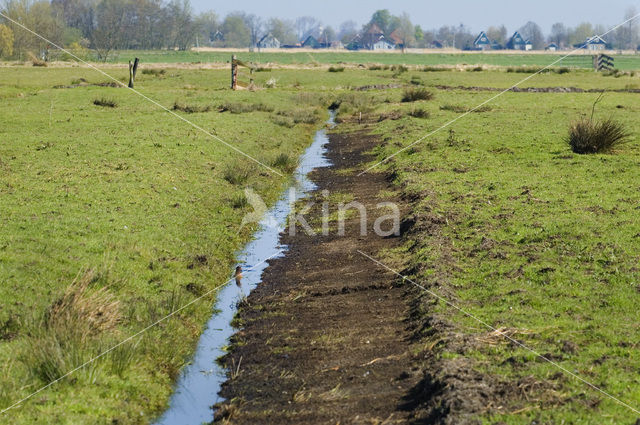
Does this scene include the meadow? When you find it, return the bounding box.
[0,65,357,424]
[1,56,640,424]
[337,68,640,423]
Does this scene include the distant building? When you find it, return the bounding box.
[345,25,396,50]
[302,35,321,48]
[580,35,607,51]
[545,42,558,51]
[257,33,280,49]
[473,31,492,50]
[429,40,444,49]
[388,29,404,49]
[372,38,395,50]
[506,31,532,50]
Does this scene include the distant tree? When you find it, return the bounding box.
[549,22,568,47]
[394,12,415,52]
[295,16,320,42]
[267,18,296,45]
[167,0,196,50]
[422,29,436,46]
[3,0,65,59]
[487,25,507,46]
[195,11,219,45]
[518,21,544,49]
[222,13,250,47]
[319,25,335,44]
[436,25,455,47]
[454,23,474,50]
[615,7,639,49]
[568,22,594,46]
[51,0,97,39]
[90,0,130,59]
[338,20,358,44]
[239,13,262,48]
[0,24,14,58]
[369,9,392,34]
[414,25,424,47]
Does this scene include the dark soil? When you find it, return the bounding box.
[213,130,423,424]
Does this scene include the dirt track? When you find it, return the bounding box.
[214,130,423,423]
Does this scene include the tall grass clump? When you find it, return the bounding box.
[401,88,433,102]
[93,98,117,108]
[270,152,297,173]
[22,269,121,383]
[223,159,253,185]
[328,66,345,72]
[566,117,630,154]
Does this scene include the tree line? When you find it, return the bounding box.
[0,1,639,60]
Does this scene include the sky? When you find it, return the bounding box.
[193,0,638,34]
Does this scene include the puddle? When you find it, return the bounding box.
[153,110,335,425]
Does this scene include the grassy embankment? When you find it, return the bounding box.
[0,65,393,424]
[330,68,640,423]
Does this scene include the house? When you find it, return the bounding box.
[388,29,404,49]
[581,35,607,50]
[473,31,491,50]
[257,33,280,49]
[545,42,558,51]
[372,38,395,50]
[506,31,532,50]
[302,35,321,48]
[211,30,224,43]
[429,40,444,49]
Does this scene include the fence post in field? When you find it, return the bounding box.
[231,55,238,90]
[128,57,139,88]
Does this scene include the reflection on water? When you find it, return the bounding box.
[153,111,335,425]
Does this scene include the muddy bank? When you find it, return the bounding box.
[213,130,423,424]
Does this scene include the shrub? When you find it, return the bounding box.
[566,117,631,154]
[172,101,210,113]
[471,66,483,72]
[328,66,345,72]
[422,66,447,72]
[401,88,433,102]
[93,98,117,108]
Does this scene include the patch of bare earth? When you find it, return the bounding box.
[213,130,422,424]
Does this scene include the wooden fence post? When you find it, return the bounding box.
[231,55,238,90]
[128,57,139,88]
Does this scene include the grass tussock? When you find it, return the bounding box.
[223,159,253,185]
[409,108,431,119]
[141,68,166,76]
[401,88,434,103]
[219,102,274,114]
[328,66,345,72]
[422,65,448,72]
[440,104,492,113]
[172,101,211,113]
[270,152,297,173]
[27,52,46,67]
[334,92,376,115]
[22,269,121,383]
[566,117,631,154]
[277,108,322,124]
[93,98,117,108]
[271,115,295,128]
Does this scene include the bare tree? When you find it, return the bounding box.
[394,12,415,52]
[549,22,568,47]
[295,16,319,42]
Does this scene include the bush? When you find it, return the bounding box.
[401,88,433,102]
[566,117,631,154]
[93,98,117,108]
[328,66,345,72]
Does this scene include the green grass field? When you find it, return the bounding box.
[2,57,640,424]
[0,66,349,424]
[336,68,640,423]
[46,48,640,70]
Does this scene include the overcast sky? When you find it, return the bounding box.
[192,1,637,34]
